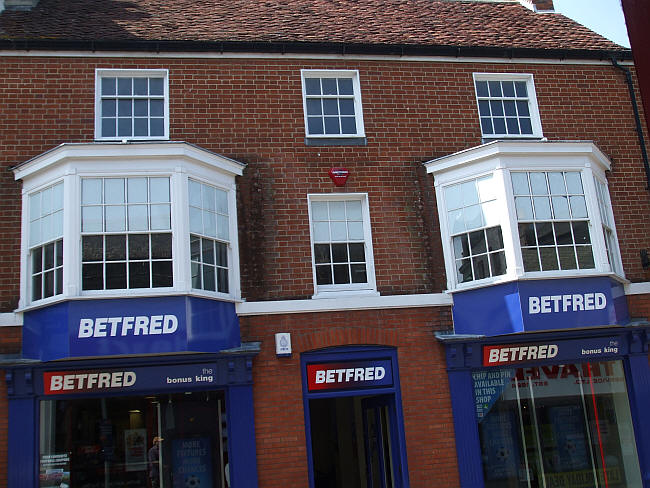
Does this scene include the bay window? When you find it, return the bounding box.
[15,142,244,308]
[425,141,624,291]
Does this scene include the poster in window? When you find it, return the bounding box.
[172,437,213,488]
[39,453,70,488]
[124,428,147,472]
[480,409,520,481]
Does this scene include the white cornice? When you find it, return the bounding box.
[0,313,22,327]
[626,282,650,295]
[424,140,612,176]
[0,50,633,66]
[236,292,453,316]
[13,141,246,181]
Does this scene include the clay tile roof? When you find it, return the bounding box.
[0,0,626,54]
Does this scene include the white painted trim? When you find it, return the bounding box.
[0,313,22,327]
[236,292,453,316]
[626,282,650,295]
[0,50,633,66]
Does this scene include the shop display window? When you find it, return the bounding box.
[472,360,641,487]
[39,390,229,488]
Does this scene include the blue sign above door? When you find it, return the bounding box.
[452,277,629,336]
[23,296,240,361]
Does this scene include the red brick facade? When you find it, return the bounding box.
[0,54,649,487]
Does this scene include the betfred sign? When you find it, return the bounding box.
[44,370,137,394]
[42,363,218,396]
[484,343,559,366]
[307,359,392,392]
[483,336,625,367]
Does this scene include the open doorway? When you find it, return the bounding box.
[309,394,400,488]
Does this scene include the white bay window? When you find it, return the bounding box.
[14,142,244,308]
[425,141,624,291]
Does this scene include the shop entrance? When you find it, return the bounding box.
[39,390,229,488]
[309,394,399,488]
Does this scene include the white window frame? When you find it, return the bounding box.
[425,141,624,292]
[301,69,366,139]
[14,143,243,309]
[95,69,170,141]
[473,73,543,139]
[307,193,378,299]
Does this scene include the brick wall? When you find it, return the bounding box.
[241,305,456,487]
[0,57,649,311]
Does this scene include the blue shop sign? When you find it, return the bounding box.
[452,277,629,336]
[23,296,240,361]
[43,363,218,396]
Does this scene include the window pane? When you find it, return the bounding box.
[515,196,533,220]
[188,180,202,207]
[129,262,150,288]
[216,242,228,267]
[548,172,566,194]
[348,243,365,262]
[469,229,487,254]
[492,118,506,134]
[217,214,229,240]
[313,221,330,241]
[448,209,465,234]
[190,235,201,261]
[445,184,463,210]
[55,239,63,267]
[490,251,507,276]
[532,196,551,220]
[478,100,491,116]
[150,204,171,230]
[473,254,489,280]
[202,238,214,265]
[540,247,559,270]
[503,100,517,116]
[118,99,132,117]
[536,222,555,245]
[133,77,148,95]
[456,258,473,283]
[101,77,116,96]
[529,173,548,195]
[516,100,530,117]
[82,235,104,262]
[128,205,148,231]
[216,190,228,214]
[341,117,357,134]
[453,234,470,259]
[305,78,321,95]
[323,99,339,115]
[324,117,340,134]
[32,274,42,301]
[191,261,201,288]
[149,178,170,203]
[105,205,126,232]
[486,226,504,251]
[134,99,148,116]
[337,78,353,95]
[106,262,127,289]
[577,246,595,268]
[463,205,483,231]
[102,118,117,137]
[117,77,132,95]
[333,264,349,284]
[488,81,502,97]
[105,234,126,261]
[347,221,364,240]
[316,264,332,284]
[314,244,331,264]
[102,99,116,117]
[350,264,367,283]
[331,243,348,263]
[321,78,337,95]
[558,246,577,269]
[514,81,527,97]
[189,207,203,235]
[82,179,103,205]
[311,201,329,221]
[554,222,573,245]
[570,195,588,218]
[203,209,217,237]
[330,221,347,241]
[572,221,591,244]
[151,233,172,259]
[551,196,570,219]
[127,178,147,203]
[522,248,540,271]
[217,268,229,293]
[152,261,173,287]
[519,223,537,247]
[501,81,515,97]
[32,247,42,273]
[565,172,584,193]
[308,117,324,135]
[128,234,149,260]
[82,263,103,290]
[150,118,164,136]
[339,99,355,116]
[306,99,322,115]
[133,118,148,137]
[149,77,164,96]
[202,265,216,291]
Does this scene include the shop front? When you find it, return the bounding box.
[301,346,409,488]
[441,277,650,488]
[7,296,258,488]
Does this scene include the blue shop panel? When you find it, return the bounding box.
[453,277,629,336]
[23,296,241,361]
